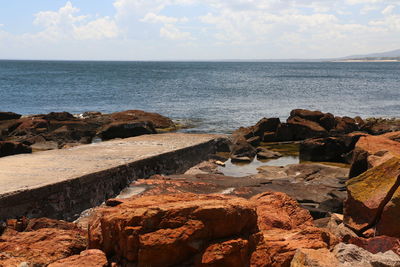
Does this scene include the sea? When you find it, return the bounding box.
[0,60,399,133]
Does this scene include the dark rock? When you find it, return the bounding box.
[333,116,359,134]
[247,135,261,147]
[300,134,364,163]
[0,141,32,157]
[289,109,326,122]
[110,110,175,129]
[256,147,282,160]
[253,117,281,137]
[0,111,21,121]
[97,121,157,140]
[43,112,75,121]
[230,137,256,159]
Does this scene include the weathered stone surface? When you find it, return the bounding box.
[0,111,21,121]
[285,117,328,140]
[349,134,400,177]
[199,238,251,267]
[344,157,400,235]
[347,236,400,255]
[97,121,157,140]
[0,219,86,266]
[251,192,313,231]
[0,141,32,157]
[300,134,364,163]
[290,248,339,267]
[230,137,257,161]
[110,109,175,129]
[333,243,400,267]
[289,109,327,124]
[381,131,400,142]
[88,193,258,266]
[252,227,339,267]
[361,118,400,135]
[256,147,282,160]
[48,249,108,267]
[334,117,358,134]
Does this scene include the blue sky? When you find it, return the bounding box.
[0,0,399,60]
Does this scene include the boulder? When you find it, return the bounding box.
[333,117,359,134]
[230,137,257,161]
[0,141,32,157]
[289,109,336,131]
[97,121,157,140]
[88,193,258,266]
[43,111,75,121]
[252,227,338,267]
[347,236,400,255]
[253,117,281,137]
[289,109,326,123]
[48,249,108,267]
[344,157,400,236]
[110,110,175,129]
[251,192,314,231]
[0,111,21,121]
[333,243,400,267]
[256,147,282,160]
[349,134,400,178]
[0,218,86,266]
[361,118,400,135]
[275,117,328,141]
[300,134,364,163]
[290,248,339,267]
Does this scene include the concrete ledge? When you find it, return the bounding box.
[0,133,226,220]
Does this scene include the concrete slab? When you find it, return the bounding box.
[0,133,226,220]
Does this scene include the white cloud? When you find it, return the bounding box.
[160,24,193,40]
[33,1,119,41]
[382,4,396,15]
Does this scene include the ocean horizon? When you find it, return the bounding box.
[1,60,399,133]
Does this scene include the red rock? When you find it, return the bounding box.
[88,193,258,266]
[48,249,108,267]
[334,116,358,134]
[251,227,338,267]
[289,109,326,123]
[347,236,400,255]
[344,157,400,235]
[11,117,49,136]
[381,131,400,142]
[110,109,175,129]
[349,134,400,177]
[199,238,251,267]
[251,192,314,231]
[0,226,86,266]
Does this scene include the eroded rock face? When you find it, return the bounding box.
[0,218,87,266]
[300,134,365,163]
[290,248,339,267]
[251,192,314,231]
[109,109,175,129]
[48,249,108,267]
[88,193,258,266]
[349,134,400,178]
[344,157,400,237]
[333,243,400,267]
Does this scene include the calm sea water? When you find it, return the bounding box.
[0,60,399,133]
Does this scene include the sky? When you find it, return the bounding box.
[0,0,399,60]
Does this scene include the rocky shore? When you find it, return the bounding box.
[1,108,400,266]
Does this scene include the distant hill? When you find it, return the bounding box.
[342,49,400,60]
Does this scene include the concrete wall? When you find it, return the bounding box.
[0,138,224,221]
